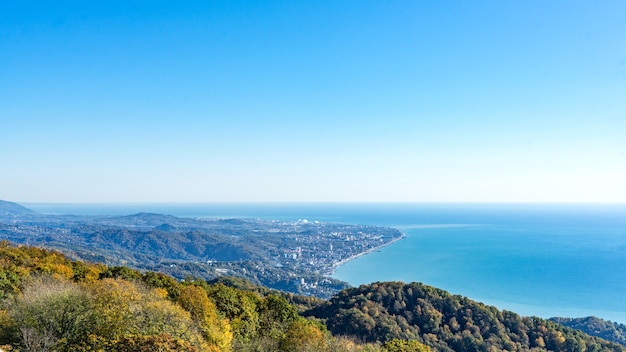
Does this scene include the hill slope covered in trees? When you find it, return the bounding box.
[0,200,402,298]
[306,282,625,352]
[0,241,429,351]
[3,242,625,351]
[550,317,626,347]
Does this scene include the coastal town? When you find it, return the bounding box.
[0,201,403,297]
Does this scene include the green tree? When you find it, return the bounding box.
[205,284,260,341]
[383,339,430,352]
[258,294,299,339]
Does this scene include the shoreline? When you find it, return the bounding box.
[325,231,407,276]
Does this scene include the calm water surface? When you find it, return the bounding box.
[27,203,626,323]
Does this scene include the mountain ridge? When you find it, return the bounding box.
[1,243,623,352]
[0,200,38,217]
[305,281,625,351]
[0,200,399,298]
[3,200,624,350]
[550,316,626,347]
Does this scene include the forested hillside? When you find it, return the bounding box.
[306,282,625,352]
[550,317,626,347]
[1,241,623,352]
[0,200,401,298]
[0,241,422,351]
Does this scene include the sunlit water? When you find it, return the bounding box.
[27,202,626,323]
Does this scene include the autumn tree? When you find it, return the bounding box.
[383,339,430,352]
[178,285,233,350]
[6,276,97,349]
[278,319,330,352]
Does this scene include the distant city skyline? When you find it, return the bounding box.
[1,1,625,203]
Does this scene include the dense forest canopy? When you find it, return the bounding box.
[0,241,422,351]
[306,282,625,352]
[2,242,625,351]
[550,317,626,348]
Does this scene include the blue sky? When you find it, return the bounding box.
[1,1,625,203]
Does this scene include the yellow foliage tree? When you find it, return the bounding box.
[178,285,233,351]
[279,319,329,352]
[89,278,142,339]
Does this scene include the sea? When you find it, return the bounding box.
[25,202,626,324]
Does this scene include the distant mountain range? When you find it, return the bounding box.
[0,200,401,298]
[2,199,625,350]
[0,200,38,217]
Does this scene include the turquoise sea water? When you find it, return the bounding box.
[26,203,626,323]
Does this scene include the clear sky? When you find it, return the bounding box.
[1,1,625,203]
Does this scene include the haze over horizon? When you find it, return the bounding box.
[2,1,625,203]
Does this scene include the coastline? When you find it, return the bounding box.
[325,231,407,276]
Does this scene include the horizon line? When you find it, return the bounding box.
[15,200,626,206]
